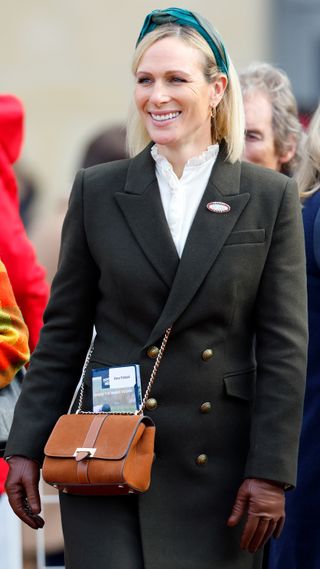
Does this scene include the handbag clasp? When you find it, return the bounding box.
[73,447,96,461]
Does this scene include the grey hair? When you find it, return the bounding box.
[239,62,303,176]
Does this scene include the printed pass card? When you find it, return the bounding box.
[92,364,142,413]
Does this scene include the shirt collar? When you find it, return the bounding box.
[151,144,219,176]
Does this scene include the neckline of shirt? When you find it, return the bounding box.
[151,144,219,178]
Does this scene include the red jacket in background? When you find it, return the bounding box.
[0,459,8,493]
[0,94,49,353]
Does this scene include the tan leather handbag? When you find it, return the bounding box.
[42,328,171,495]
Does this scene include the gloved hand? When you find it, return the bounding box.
[227,478,285,553]
[5,455,45,529]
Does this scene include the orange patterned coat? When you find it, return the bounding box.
[0,259,30,388]
[0,259,29,491]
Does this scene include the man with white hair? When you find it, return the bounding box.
[240,62,303,176]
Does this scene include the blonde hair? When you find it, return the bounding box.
[127,24,244,163]
[296,104,320,202]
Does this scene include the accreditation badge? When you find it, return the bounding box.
[91,364,142,413]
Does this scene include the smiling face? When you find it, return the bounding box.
[134,36,226,160]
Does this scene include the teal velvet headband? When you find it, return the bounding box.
[136,7,229,77]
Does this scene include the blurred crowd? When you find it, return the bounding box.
[0,56,319,568]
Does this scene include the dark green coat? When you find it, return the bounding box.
[6,143,308,569]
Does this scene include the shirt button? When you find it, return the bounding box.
[147,346,159,358]
[145,398,158,411]
[200,402,212,414]
[195,454,208,466]
[201,349,214,361]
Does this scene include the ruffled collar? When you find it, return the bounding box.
[151,144,219,174]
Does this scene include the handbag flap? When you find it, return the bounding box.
[44,414,153,460]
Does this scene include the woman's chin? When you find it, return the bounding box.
[149,133,178,147]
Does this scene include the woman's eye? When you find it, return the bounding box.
[170,77,186,83]
[137,77,152,85]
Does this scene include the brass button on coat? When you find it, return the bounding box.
[200,402,212,414]
[201,348,214,361]
[195,454,208,466]
[147,345,159,358]
[145,397,158,411]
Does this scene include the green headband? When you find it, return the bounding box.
[136,7,229,77]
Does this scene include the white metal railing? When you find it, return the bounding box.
[36,477,64,569]
[0,493,23,569]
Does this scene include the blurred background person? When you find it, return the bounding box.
[239,62,303,176]
[0,93,48,569]
[0,94,49,354]
[80,124,127,168]
[268,104,320,569]
[30,124,128,284]
[15,161,40,232]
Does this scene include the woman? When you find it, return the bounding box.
[268,105,320,569]
[5,9,307,569]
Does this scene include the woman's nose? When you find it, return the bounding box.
[149,82,170,105]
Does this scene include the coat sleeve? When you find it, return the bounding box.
[5,170,99,461]
[244,178,308,487]
[0,260,30,388]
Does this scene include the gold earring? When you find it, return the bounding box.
[210,105,216,119]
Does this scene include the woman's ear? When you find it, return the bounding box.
[210,74,228,107]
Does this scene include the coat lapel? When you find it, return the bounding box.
[115,145,179,288]
[144,145,250,346]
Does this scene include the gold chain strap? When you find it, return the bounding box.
[139,327,171,413]
[75,327,172,415]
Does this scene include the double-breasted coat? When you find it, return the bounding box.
[6,143,308,569]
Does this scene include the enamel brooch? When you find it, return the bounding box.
[206,201,231,214]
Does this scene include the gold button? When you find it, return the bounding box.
[145,398,158,411]
[200,402,212,414]
[147,346,159,358]
[195,454,208,466]
[201,349,214,361]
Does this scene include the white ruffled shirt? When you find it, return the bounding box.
[151,144,219,257]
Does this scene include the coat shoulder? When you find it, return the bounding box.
[81,158,131,196]
[239,160,295,198]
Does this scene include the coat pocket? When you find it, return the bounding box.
[224,229,265,246]
[223,368,256,401]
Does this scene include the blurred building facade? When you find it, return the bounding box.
[273,0,320,113]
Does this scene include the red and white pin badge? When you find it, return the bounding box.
[206,201,231,214]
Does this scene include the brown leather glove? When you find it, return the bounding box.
[5,455,45,529]
[227,478,285,553]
